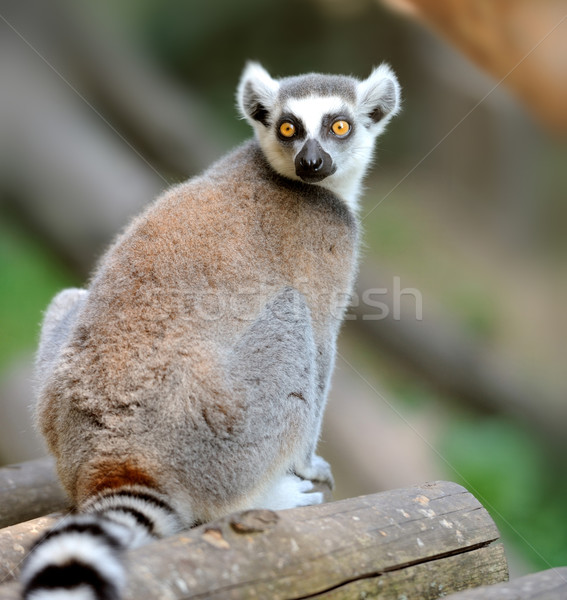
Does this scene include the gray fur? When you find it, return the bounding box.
[34,288,88,387]
[279,73,357,103]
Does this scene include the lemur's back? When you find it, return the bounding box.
[38,140,357,512]
[22,63,400,600]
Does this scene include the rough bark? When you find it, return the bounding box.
[0,481,508,599]
[0,514,61,584]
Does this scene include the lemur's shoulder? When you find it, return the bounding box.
[166,139,358,231]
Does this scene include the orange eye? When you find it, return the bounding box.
[279,122,296,138]
[331,120,350,136]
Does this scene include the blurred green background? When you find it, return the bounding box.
[0,0,566,576]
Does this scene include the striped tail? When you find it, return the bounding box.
[20,486,182,600]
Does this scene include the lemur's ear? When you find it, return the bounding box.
[237,62,280,127]
[357,64,401,126]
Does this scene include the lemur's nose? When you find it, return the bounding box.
[299,153,323,172]
[298,139,324,172]
[295,139,334,183]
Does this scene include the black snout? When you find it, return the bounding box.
[295,139,335,183]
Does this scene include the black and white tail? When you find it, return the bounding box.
[20,486,182,600]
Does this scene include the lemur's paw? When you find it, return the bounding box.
[255,474,324,511]
[295,455,334,490]
[293,479,324,507]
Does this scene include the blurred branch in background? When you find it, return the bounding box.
[352,265,567,453]
[0,0,227,275]
[380,0,567,135]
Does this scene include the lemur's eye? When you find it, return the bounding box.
[331,120,350,137]
[279,122,296,138]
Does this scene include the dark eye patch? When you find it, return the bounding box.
[275,114,306,142]
[321,112,355,139]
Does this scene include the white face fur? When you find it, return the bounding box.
[237,62,401,211]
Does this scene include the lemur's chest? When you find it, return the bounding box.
[259,200,356,283]
[250,185,359,329]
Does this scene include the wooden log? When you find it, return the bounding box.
[0,486,331,583]
[0,514,61,583]
[445,567,567,599]
[0,481,508,599]
[0,457,69,529]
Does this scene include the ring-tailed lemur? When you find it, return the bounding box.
[21,62,401,599]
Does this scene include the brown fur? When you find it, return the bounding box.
[36,141,357,521]
[76,459,161,504]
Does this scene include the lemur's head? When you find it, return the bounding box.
[237,62,401,210]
